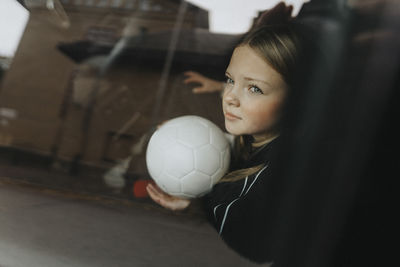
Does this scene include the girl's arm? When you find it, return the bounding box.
[183,71,225,94]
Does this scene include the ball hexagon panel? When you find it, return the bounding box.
[162,125,178,138]
[181,171,212,197]
[194,145,220,176]
[211,168,224,184]
[150,126,178,151]
[210,126,229,151]
[212,150,230,183]
[222,148,230,170]
[164,142,194,179]
[157,173,182,195]
[177,120,210,148]
[146,145,165,180]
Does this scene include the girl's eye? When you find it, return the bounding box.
[226,77,234,85]
[249,85,263,94]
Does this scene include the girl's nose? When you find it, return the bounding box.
[223,87,240,107]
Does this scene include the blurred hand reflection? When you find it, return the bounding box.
[183,71,224,94]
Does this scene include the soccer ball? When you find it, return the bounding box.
[146,115,230,198]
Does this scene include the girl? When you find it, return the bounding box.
[147,24,303,263]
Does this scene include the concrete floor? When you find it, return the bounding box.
[0,177,263,267]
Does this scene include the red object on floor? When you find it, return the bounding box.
[133,179,154,198]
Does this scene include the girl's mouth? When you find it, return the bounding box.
[225,112,241,120]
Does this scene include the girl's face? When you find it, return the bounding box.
[222,45,287,141]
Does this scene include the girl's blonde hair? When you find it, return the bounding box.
[241,24,300,88]
[219,24,300,183]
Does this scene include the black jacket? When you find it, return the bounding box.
[201,137,279,264]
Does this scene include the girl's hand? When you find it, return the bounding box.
[183,71,224,94]
[146,183,191,211]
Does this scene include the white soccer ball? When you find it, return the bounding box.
[146,115,230,198]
